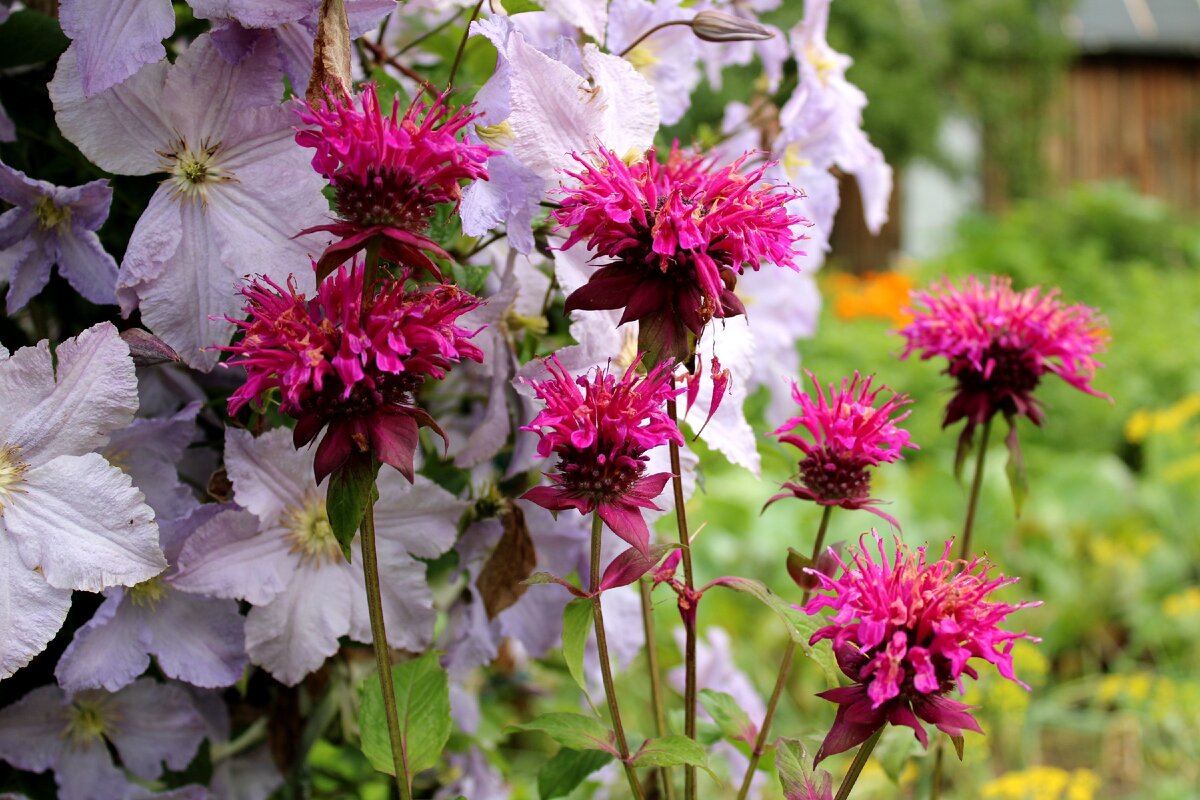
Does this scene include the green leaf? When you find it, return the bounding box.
[1003,415,1029,518]
[537,748,613,799]
[514,713,617,755]
[774,738,832,800]
[0,10,69,68]
[369,66,409,110]
[711,577,839,686]
[561,599,593,697]
[326,455,380,560]
[631,736,716,779]
[359,652,452,776]
[503,0,544,13]
[698,689,756,744]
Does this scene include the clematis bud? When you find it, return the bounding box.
[691,10,774,43]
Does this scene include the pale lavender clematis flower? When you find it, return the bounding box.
[0,679,206,800]
[607,0,700,126]
[0,161,118,313]
[0,323,165,680]
[172,427,466,685]
[189,686,283,800]
[103,402,202,522]
[461,12,660,252]
[49,32,329,370]
[55,504,249,694]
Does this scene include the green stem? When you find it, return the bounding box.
[930,739,944,800]
[834,728,883,800]
[360,495,412,800]
[446,0,484,89]
[736,505,834,799]
[960,417,993,559]
[616,19,691,57]
[591,514,646,800]
[665,394,698,800]
[639,580,676,800]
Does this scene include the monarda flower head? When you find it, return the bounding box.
[767,371,915,528]
[554,144,806,365]
[898,275,1108,438]
[224,261,484,483]
[295,84,495,278]
[520,355,683,555]
[805,532,1039,764]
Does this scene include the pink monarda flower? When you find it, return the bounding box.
[520,355,683,555]
[805,532,1039,764]
[898,275,1108,437]
[554,144,806,364]
[224,261,484,483]
[295,84,495,278]
[767,371,915,528]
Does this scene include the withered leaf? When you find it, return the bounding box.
[476,502,538,619]
[307,0,353,103]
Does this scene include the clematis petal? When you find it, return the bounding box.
[54,591,151,694]
[103,403,200,523]
[53,228,118,306]
[687,316,760,474]
[55,739,132,800]
[188,0,315,28]
[371,471,467,560]
[2,239,53,314]
[373,547,439,653]
[58,0,174,97]
[117,187,183,316]
[148,591,247,688]
[106,678,207,778]
[49,45,173,175]
[0,321,138,463]
[4,453,164,592]
[244,562,354,686]
[0,527,74,680]
[0,684,68,771]
[171,507,295,607]
[224,427,313,527]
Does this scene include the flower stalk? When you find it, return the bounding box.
[360,493,412,800]
[834,728,883,800]
[665,393,699,800]
[736,505,833,800]
[590,514,646,800]
[640,580,676,800]
[960,417,992,559]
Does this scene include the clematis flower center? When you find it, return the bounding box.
[626,43,661,73]
[0,444,29,512]
[164,138,227,203]
[805,45,839,85]
[63,699,111,746]
[127,576,168,609]
[282,494,342,567]
[474,119,515,149]
[33,196,71,232]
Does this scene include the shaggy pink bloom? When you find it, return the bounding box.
[224,261,484,482]
[555,144,806,364]
[898,275,1107,437]
[520,355,683,554]
[295,85,495,278]
[767,371,915,528]
[804,532,1039,764]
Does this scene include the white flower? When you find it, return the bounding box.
[0,323,165,680]
[172,427,466,685]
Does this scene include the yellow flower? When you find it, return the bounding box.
[1124,394,1200,443]
[981,766,1100,800]
[828,271,915,326]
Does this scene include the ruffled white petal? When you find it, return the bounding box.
[3,453,164,592]
[0,527,73,679]
[58,0,174,97]
[224,427,312,528]
[171,508,295,607]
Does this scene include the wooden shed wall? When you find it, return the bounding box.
[1045,54,1200,210]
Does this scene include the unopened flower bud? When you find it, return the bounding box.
[691,10,774,43]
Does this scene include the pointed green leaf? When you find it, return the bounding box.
[1003,416,1028,518]
[698,689,756,744]
[537,748,613,799]
[358,651,451,776]
[562,598,594,697]
[775,738,834,800]
[515,713,618,756]
[631,735,716,779]
[950,734,965,761]
[326,455,380,560]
